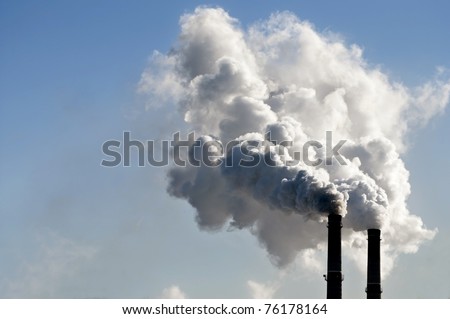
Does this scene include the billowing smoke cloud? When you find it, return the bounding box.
[139,7,449,272]
[160,285,187,299]
[247,279,280,299]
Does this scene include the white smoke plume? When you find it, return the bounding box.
[139,7,449,273]
[247,279,279,299]
[160,285,187,299]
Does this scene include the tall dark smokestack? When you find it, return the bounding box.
[325,213,343,299]
[366,228,382,299]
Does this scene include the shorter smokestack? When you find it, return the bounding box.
[366,228,382,299]
[325,213,343,299]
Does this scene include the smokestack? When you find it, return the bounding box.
[366,228,382,299]
[325,213,343,299]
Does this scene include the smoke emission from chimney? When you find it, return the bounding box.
[139,7,448,275]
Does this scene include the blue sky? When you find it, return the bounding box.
[1,0,449,298]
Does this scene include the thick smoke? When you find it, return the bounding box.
[139,8,450,272]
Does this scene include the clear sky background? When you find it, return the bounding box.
[1,0,449,298]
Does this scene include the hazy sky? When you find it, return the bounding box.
[1,0,449,298]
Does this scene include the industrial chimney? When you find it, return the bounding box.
[366,228,382,299]
[325,213,343,299]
